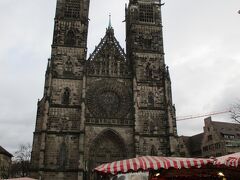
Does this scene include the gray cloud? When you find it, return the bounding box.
[0,0,240,153]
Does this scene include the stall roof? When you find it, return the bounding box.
[214,152,240,168]
[94,156,213,175]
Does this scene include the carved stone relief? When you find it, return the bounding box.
[138,110,166,135]
[137,86,165,108]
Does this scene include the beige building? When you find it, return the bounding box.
[202,117,240,157]
[0,146,13,179]
[179,117,240,158]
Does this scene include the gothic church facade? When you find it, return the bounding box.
[30,0,178,179]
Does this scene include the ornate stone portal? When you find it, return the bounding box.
[30,0,178,180]
[88,129,127,179]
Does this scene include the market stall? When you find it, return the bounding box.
[93,156,218,179]
[214,152,240,168]
[213,152,240,179]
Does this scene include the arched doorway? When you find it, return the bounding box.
[88,129,127,179]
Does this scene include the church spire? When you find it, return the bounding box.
[106,13,114,34]
[108,13,112,28]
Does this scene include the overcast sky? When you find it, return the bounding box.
[0,0,240,154]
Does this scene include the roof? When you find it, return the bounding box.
[88,26,126,62]
[94,156,213,175]
[214,152,240,167]
[0,145,13,157]
[212,121,240,139]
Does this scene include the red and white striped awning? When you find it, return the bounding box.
[94,156,213,175]
[214,152,240,168]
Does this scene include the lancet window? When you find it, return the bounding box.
[64,0,81,18]
[58,143,67,169]
[150,145,157,156]
[64,58,73,73]
[148,92,154,107]
[62,88,71,105]
[65,30,76,46]
[139,4,154,23]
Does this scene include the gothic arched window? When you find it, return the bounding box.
[58,142,67,169]
[65,30,76,46]
[64,58,73,73]
[148,92,154,107]
[145,62,152,79]
[150,145,157,156]
[62,88,70,105]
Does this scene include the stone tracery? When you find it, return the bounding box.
[86,80,132,119]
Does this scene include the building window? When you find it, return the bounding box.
[225,142,233,147]
[209,144,214,151]
[148,92,154,107]
[65,30,76,46]
[208,135,212,141]
[145,62,153,79]
[144,38,152,49]
[139,4,154,23]
[203,146,209,152]
[59,143,67,169]
[215,143,221,149]
[150,145,157,156]
[223,134,235,139]
[64,0,80,18]
[64,58,73,73]
[62,88,70,105]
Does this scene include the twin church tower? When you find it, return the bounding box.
[30,0,178,179]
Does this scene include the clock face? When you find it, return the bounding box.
[86,80,132,118]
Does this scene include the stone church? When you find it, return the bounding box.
[30,0,178,179]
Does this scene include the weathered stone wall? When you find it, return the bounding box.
[50,80,82,106]
[31,0,178,179]
[41,172,78,180]
[126,0,177,156]
[51,47,85,78]
[44,134,79,169]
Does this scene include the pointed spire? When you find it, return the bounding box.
[106,13,114,34]
[108,13,112,28]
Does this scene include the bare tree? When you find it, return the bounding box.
[230,102,240,124]
[11,143,32,177]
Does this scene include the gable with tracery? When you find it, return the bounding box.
[87,27,130,78]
